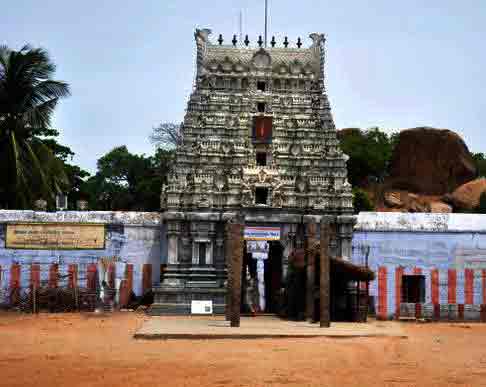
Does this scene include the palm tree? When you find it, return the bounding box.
[0,45,71,209]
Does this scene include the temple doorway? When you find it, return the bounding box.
[242,241,283,314]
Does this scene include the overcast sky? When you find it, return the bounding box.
[2,0,485,172]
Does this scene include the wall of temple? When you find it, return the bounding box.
[352,212,486,321]
[0,210,162,302]
[3,209,486,320]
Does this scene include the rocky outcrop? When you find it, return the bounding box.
[381,190,452,213]
[448,178,486,210]
[428,201,453,213]
[389,127,476,195]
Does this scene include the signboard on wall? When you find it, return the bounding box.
[244,226,280,241]
[5,223,105,250]
[191,300,213,314]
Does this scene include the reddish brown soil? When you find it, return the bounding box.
[1,312,486,387]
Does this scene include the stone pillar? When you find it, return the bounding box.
[167,221,180,265]
[319,217,332,328]
[337,215,356,260]
[282,224,297,283]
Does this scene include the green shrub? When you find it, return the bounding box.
[474,191,486,214]
[353,188,374,214]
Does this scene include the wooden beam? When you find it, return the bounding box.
[225,222,233,321]
[305,221,317,321]
[319,219,331,327]
[230,220,244,327]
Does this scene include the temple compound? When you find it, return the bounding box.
[151,29,357,316]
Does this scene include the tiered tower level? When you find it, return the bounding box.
[153,30,354,315]
[161,30,353,213]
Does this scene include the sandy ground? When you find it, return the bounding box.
[1,312,486,387]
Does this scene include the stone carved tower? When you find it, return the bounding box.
[152,30,354,315]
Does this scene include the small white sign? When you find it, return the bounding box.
[191,300,213,314]
[244,226,280,241]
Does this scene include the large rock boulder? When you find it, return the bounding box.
[448,178,486,210]
[389,127,476,195]
[381,189,452,213]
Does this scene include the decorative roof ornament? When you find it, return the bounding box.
[218,34,223,45]
[244,35,250,46]
[232,35,237,46]
[297,37,302,48]
[270,36,276,47]
[283,36,289,48]
[258,35,264,47]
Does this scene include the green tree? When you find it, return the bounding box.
[352,188,374,214]
[82,146,173,211]
[474,191,486,214]
[0,45,71,208]
[338,127,397,187]
[472,153,486,178]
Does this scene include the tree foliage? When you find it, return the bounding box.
[352,188,374,214]
[81,146,173,211]
[0,45,71,208]
[338,127,398,187]
[472,153,486,178]
[474,191,486,214]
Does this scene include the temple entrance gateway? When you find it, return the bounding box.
[243,240,283,314]
[151,29,361,320]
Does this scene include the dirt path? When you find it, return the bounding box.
[1,312,486,387]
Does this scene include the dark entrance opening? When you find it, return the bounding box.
[256,152,267,166]
[255,187,268,204]
[241,241,283,314]
[402,275,425,303]
[257,81,266,92]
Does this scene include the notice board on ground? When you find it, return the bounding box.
[6,223,105,250]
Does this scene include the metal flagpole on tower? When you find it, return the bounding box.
[239,10,243,44]
[264,0,268,47]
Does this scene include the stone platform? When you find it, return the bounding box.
[134,316,406,340]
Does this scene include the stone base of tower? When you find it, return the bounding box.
[150,286,227,315]
[149,265,227,315]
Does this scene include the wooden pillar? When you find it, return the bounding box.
[48,264,58,288]
[31,264,41,288]
[68,264,78,288]
[377,266,388,320]
[108,263,116,289]
[225,222,233,321]
[10,264,21,306]
[87,263,97,291]
[126,264,133,296]
[142,264,152,294]
[465,268,474,305]
[395,267,404,319]
[448,269,457,304]
[319,219,331,327]
[305,221,317,321]
[230,219,244,327]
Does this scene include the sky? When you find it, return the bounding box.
[2,0,486,173]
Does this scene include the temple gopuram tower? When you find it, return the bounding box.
[151,29,355,315]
